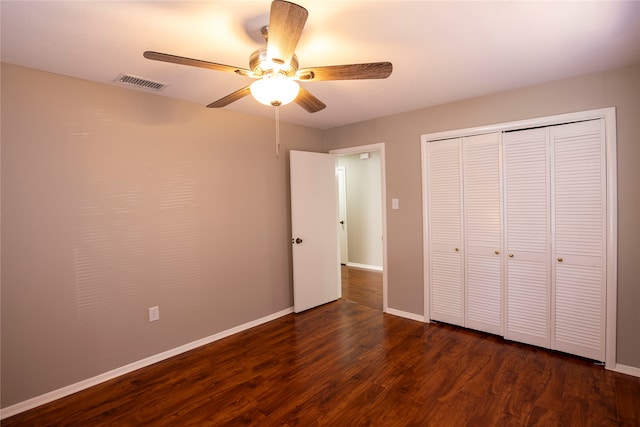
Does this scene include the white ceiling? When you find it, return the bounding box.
[2,1,639,130]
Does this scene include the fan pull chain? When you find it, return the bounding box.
[275,105,280,158]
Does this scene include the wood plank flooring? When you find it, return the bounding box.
[341,265,382,309]
[4,300,639,425]
[2,300,640,427]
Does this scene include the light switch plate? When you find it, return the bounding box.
[149,306,160,322]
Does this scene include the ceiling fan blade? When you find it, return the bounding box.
[207,85,252,108]
[267,0,308,66]
[297,62,393,81]
[295,86,326,113]
[144,51,251,75]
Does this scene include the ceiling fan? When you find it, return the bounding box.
[143,0,393,113]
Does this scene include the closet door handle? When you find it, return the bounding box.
[508,253,514,258]
[557,257,563,262]
[495,250,500,255]
[455,248,460,252]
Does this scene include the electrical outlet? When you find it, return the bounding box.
[148,306,160,322]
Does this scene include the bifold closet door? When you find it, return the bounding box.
[427,139,464,326]
[426,115,610,361]
[427,134,502,333]
[551,119,606,361]
[463,133,503,335]
[503,128,551,349]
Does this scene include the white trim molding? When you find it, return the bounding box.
[612,363,640,378]
[421,107,618,370]
[386,307,427,323]
[0,307,294,420]
[346,262,383,272]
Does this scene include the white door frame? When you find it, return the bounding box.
[421,107,617,370]
[330,143,388,313]
[337,166,349,265]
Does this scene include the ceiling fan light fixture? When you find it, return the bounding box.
[143,1,391,114]
[250,72,300,107]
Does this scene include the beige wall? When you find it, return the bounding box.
[324,63,640,369]
[0,64,325,407]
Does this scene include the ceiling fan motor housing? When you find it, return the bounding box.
[250,48,299,77]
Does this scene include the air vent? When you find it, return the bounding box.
[113,73,167,91]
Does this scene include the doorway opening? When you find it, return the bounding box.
[330,144,388,312]
[341,265,383,309]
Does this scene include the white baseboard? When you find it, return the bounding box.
[612,363,640,378]
[346,262,383,272]
[385,307,426,322]
[0,307,294,420]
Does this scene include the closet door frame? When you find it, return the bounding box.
[420,107,617,369]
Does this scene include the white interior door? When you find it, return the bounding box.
[503,128,551,349]
[463,133,503,335]
[290,150,341,313]
[551,119,606,361]
[427,139,464,326]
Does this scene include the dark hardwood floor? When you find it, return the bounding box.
[4,299,639,425]
[341,265,382,309]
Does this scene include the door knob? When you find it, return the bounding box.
[293,237,303,244]
[495,250,500,255]
[455,247,460,252]
[339,221,344,225]
[557,257,563,262]
[509,253,514,258]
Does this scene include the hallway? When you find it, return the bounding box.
[340,265,382,309]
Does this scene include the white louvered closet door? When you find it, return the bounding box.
[463,133,503,335]
[503,128,551,349]
[551,119,606,361]
[427,139,464,326]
